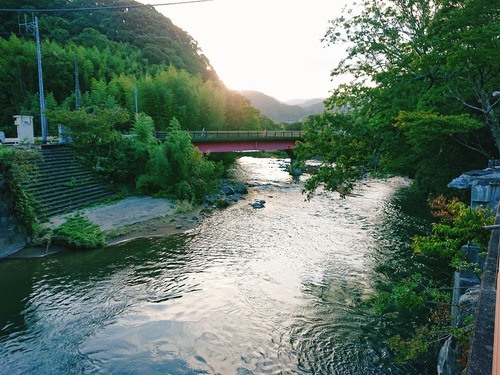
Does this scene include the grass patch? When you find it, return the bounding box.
[174,200,194,215]
[52,213,106,250]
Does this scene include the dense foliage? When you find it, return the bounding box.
[298,0,499,197]
[370,197,494,365]
[0,147,40,236]
[45,109,223,201]
[0,0,269,135]
[134,117,223,201]
[0,0,215,78]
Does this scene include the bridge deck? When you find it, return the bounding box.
[154,130,303,153]
[155,130,303,142]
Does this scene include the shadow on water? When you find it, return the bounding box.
[368,186,452,373]
[0,234,207,374]
[372,186,451,283]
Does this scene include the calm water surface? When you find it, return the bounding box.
[0,157,440,374]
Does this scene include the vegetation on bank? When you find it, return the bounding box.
[44,109,224,202]
[51,213,106,250]
[0,147,40,237]
[370,197,493,365]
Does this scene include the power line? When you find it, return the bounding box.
[0,0,213,13]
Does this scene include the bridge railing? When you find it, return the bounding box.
[154,130,304,141]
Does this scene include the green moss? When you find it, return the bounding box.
[52,214,105,250]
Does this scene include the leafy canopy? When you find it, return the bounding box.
[299,0,499,197]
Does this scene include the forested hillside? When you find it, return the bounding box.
[239,90,325,123]
[0,0,262,135]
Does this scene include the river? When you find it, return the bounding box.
[0,156,444,374]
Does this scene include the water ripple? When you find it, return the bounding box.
[0,159,436,374]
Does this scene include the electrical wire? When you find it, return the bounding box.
[0,0,213,13]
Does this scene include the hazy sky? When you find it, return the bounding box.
[141,0,349,102]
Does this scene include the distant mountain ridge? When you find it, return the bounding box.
[238,90,326,122]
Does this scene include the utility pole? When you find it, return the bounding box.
[75,56,80,110]
[20,16,47,143]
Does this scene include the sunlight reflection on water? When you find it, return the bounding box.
[0,157,435,374]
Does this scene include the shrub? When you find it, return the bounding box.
[52,214,105,250]
[0,148,40,236]
[136,117,223,201]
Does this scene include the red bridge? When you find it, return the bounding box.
[155,130,303,153]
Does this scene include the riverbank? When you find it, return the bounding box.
[47,196,206,245]
[9,197,205,258]
[6,178,251,258]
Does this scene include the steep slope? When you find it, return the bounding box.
[0,0,217,81]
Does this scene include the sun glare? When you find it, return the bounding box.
[143,0,348,101]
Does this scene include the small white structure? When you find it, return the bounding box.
[14,115,34,144]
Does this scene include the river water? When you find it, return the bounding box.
[0,157,443,374]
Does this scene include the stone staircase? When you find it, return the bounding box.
[22,146,115,219]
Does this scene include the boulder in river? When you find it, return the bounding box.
[234,183,249,194]
[220,186,235,196]
[250,201,265,209]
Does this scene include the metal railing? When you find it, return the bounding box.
[154,130,304,141]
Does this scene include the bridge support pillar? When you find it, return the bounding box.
[285,148,301,176]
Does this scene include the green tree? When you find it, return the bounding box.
[46,107,130,181]
[299,0,498,197]
[124,113,158,184]
[427,0,500,153]
[296,112,379,198]
[136,117,222,201]
[225,91,261,130]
